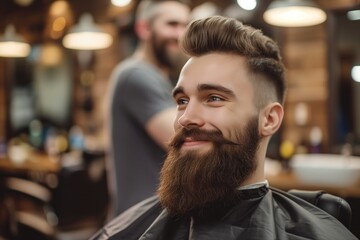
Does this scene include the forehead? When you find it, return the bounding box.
[176,53,254,96]
[151,2,190,23]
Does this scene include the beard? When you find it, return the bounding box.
[158,117,261,218]
[151,34,188,76]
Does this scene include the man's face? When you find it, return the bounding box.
[149,2,190,69]
[173,53,259,153]
[158,53,262,217]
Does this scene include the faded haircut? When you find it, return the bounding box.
[136,0,190,23]
[180,16,286,108]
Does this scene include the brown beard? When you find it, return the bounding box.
[158,117,261,218]
[151,33,188,74]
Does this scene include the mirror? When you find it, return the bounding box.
[328,6,360,155]
[5,43,74,143]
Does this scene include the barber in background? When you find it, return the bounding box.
[105,0,190,218]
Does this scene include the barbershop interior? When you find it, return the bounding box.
[0,0,360,239]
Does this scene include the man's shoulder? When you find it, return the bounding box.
[111,58,165,91]
[90,196,163,240]
[114,58,158,78]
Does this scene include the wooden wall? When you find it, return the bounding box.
[281,24,329,152]
[0,60,5,141]
[71,23,121,150]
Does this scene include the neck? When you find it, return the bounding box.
[240,141,268,187]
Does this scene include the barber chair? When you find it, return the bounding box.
[0,149,108,240]
[288,189,352,229]
[1,177,58,240]
[52,149,109,240]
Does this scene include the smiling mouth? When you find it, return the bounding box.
[182,137,210,147]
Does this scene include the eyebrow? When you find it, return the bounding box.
[172,84,235,98]
[172,86,184,98]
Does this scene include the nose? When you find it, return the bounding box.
[177,102,205,129]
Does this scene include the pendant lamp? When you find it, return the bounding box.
[0,25,31,58]
[263,0,327,27]
[63,13,113,50]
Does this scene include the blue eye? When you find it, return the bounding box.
[208,96,222,102]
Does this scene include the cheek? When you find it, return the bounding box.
[163,26,182,40]
[210,109,251,139]
[174,113,182,129]
[217,123,239,141]
[207,111,237,134]
[174,121,180,130]
[156,26,172,38]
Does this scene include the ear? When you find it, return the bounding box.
[134,20,151,40]
[259,102,284,137]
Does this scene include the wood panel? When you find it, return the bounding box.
[281,23,329,152]
[0,59,5,140]
[72,23,120,150]
[316,0,360,10]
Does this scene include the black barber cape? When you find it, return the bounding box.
[90,186,357,240]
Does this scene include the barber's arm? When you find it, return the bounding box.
[146,107,176,150]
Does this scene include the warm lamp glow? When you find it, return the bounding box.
[0,42,31,58]
[49,0,69,16]
[352,66,360,83]
[62,13,113,50]
[63,32,113,50]
[111,0,132,7]
[264,0,327,27]
[237,0,257,11]
[347,10,360,21]
[0,25,30,57]
[53,17,66,32]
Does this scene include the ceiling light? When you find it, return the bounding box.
[63,13,113,50]
[237,0,257,11]
[347,10,360,21]
[111,0,132,7]
[0,24,31,58]
[351,66,360,83]
[263,0,327,27]
[49,0,69,16]
[14,0,34,7]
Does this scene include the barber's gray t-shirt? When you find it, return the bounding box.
[107,58,175,216]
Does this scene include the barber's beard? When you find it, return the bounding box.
[151,35,188,74]
[158,118,261,217]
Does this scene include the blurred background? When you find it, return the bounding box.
[0,0,360,239]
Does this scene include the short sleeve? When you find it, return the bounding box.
[120,67,175,126]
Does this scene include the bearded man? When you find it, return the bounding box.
[95,16,357,239]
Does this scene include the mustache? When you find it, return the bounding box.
[169,128,239,149]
